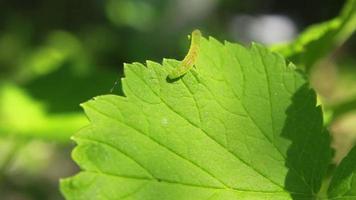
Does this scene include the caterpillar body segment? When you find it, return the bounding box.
[168,30,202,80]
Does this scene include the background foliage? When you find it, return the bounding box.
[0,0,355,199]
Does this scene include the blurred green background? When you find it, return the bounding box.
[0,0,355,199]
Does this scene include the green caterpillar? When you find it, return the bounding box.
[168,29,202,79]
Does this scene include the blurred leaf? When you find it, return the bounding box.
[0,83,88,142]
[61,37,331,199]
[271,0,356,72]
[106,0,156,31]
[0,29,123,142]
[328,146,356,198]
[23,63,121,113]
[16,31,90,82]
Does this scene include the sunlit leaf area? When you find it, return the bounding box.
[0,0,355,199]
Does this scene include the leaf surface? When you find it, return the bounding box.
[61,37,332,199]
[271,0,356,71]
[328,147,356,200]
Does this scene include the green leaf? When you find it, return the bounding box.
[271,0,356,71]
[328,146,356,199]
[0,83,88,142]
[60,37,332,199]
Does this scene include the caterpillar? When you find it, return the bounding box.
[168,29,202,79]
